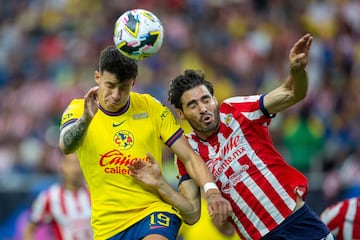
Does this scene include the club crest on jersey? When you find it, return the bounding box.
[223,114,233,126]
[113,130,134,150]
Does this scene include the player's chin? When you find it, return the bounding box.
[106,102,122,111]
[203,122,217,131]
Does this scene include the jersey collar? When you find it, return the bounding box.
[99,98,130,116]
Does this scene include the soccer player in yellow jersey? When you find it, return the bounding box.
[59,46,232,240]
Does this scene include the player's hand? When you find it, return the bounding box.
[289,33,313,72]
[83,86,99,120]
[128,152,164,189]
[206,190,233,227]
[215,220,235,236]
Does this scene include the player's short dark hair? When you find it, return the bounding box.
[168,69,214,110]
[99,45,138,82]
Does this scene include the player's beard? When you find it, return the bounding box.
[188,106,220,139]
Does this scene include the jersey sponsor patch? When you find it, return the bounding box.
[132,112,149,119]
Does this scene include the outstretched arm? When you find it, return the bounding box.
[264,33,313,114]
[59,86,99,153]
[128,153,201,224]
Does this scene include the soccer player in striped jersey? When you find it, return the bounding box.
[321,197,360,240]
[165,33,334,239]
[23,153,92,240]
[58,46,231,240]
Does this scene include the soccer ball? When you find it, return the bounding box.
[113,9,164,60]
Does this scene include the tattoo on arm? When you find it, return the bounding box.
[61,118,90,153]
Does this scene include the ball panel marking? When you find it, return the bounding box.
[113,9,164,60]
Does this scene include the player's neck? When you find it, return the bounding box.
[195,124,219,141]
[64,182,82,191]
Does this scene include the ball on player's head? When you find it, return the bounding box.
[113,9,164,60]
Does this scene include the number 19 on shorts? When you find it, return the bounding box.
[150,213,170,227]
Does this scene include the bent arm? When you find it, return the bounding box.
[264,33,313,114]
[128,155,201,224]
[170,137,219,196]
[159,179,201,224]
[59,116,91,154]
[264,69,308,114]
[170,137,233,226]
[59,86,99,153]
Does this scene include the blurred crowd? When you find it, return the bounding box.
[1,0,360,223]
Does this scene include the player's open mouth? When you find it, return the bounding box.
[202,115,212,123]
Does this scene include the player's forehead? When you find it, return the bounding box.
[181,85,211,103]
[101,70,133,85]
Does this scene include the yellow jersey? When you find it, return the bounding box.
[179,198,239,240]
[60,92,183,239]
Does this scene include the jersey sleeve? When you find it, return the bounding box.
[29,191,52,224]
[223,94,274,126]
[149,95,184,147]
[175,155,192,186]
[60,99,84,129]
[320,200,345,232]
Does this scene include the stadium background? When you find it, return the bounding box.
[0,0,360,238]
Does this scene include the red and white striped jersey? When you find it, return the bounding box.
[29,183,92,240]
[321,197,360,240]
[177,95,308,239]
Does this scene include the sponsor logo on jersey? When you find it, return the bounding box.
[222,136,241,156]
[132,112,148,119]
[113,130,134,150]
[160,109,170,120]
[206,136,247,180]
[222,165,249,194]
[61,113,74,123]
[150,226,166,229]
[112,120,127,127]
[99,149,150,175]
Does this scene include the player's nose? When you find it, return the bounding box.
[112,88,122,101]
[199,102,207,113]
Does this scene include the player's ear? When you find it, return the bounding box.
[213,96,218,105]
[94,71,100,84]
[131,79,136,87]
[175,108,185,120]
